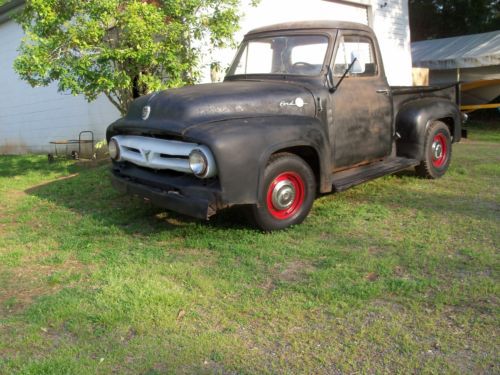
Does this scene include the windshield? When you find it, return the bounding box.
[228,35,329,77]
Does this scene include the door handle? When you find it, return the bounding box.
[376,89,391,95]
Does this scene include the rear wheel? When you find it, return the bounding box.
[249,153,316,231]
[416,121,452,179]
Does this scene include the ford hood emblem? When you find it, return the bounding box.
[142,105,151,120]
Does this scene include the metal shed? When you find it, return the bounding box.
[412,31,500,111]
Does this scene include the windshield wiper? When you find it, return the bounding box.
[328,57,358,93]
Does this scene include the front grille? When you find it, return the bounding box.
[112,135,218,178]
[123,146,140,153]
[113,135,196,173]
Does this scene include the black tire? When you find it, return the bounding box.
[248,153,316,231]
[416,121,452,179]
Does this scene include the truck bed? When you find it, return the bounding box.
[391,83,460,110]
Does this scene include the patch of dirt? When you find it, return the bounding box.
[0,222,10,236]
[4,189,26,199]
[393,265,412,279]
[279,260,315,282]
[0,257,90,315]
[368,246,385,255]
[319,232,333,240]
[365,272,379,282]
[370,299,407,313]
[0,190,26,234]
[261,260,316,291]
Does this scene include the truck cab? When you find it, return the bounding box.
[228,22,394,169]
[107,21,462,231]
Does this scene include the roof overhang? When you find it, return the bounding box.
[412,31,500,70]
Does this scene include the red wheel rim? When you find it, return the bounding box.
[266,172,305,220]
[431,133,447,168]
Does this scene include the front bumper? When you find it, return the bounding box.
[111,165,221,220]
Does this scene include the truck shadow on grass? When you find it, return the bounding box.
[24,163,499,236]
[0,155,77,178]
[25,164,251,235]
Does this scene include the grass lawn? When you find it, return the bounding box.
[0,122,498,374]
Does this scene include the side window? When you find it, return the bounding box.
[333,35,378,77]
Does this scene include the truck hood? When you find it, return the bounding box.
[119,80,316,135]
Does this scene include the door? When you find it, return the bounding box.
[329,32,393,169]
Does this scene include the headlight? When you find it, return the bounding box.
[108,138,120,160]
[189,149,208,177]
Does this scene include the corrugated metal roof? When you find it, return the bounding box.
[412,31,500,70]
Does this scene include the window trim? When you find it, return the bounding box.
[331,32,380,80]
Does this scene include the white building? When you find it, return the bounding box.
[0,0,120,155]
[0,0,413,154]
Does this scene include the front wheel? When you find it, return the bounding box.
[248,153,316,231]
[416,121,452,179]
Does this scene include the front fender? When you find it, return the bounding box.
[396,98,461,160]
[184,116,330,205]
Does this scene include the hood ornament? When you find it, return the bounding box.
[142,105,151,120]
[280,97,306,108]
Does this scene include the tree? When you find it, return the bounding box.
[14,0,256,115]
[410,0,500,41]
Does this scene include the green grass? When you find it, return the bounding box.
[0,125,499,374]
[465,119,500,142]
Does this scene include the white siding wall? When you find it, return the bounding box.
[238,0,369,29]
[0,21,120,155]
[372,1,413,85]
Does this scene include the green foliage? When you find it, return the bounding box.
[410,0,500,41]
[14,0,253,115]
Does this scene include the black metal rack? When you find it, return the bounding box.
[48,131,95,162]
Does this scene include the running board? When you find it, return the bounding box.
[331,157,420,192]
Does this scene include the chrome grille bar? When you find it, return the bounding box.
[112,135,216,176]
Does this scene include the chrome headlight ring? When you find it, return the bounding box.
[189,146,217,178]
[108,138,120,161]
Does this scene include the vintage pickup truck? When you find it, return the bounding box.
[106,21,463,231]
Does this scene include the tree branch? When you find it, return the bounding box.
[105,92,125,115]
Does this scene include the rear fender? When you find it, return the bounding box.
[395,98,461,160]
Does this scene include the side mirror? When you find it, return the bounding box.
[350,51,364,74]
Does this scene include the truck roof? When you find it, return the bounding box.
[246,20,372,36]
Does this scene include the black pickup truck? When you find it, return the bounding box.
[106,21,463,231]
